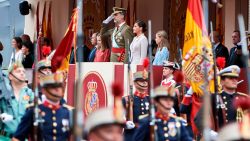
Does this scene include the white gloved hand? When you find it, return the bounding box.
[210,130,218,140]
[185,87,193,97]
[126,121,135,129]
[103,15,114,24]
[0,113,13,123]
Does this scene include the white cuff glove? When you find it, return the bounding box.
[210,130,218,140]
[126,121,135,129]
[0,113,13,123]
[103,15,114,24]
[185,87,193,97]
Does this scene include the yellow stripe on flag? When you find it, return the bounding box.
[182,1,215,96]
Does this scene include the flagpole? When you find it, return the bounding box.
[73,0,84,140]
[238,15,250,94]
[202,0,211,141]
[148,20,158,141]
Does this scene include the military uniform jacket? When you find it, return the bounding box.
[13,102,73,141]
[100,22,134,63]
[0,86,34,135]
[211,91,248,130]
[133,115,192,141]
[122,95,150,124]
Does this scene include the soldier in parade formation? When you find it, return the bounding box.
[12,71,73,141]
[133,85,192,141]
[1,3,250,141]
[0,63,33,141]
[122,70,150,141]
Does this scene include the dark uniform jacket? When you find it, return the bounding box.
[133,116,192,141]
[194,91,248,131]
[13,103,73,141]
[122,95,150,141]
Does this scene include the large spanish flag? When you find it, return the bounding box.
[182,0,215,96]
[51,9,78,72]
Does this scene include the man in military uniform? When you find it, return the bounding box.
[216,97,250,141]
[0,62,33,141]
[101,7,134,63]
[194,65,248,133]
[161,61,181,116]
[12,71,73,141]
[84,107,125,141]
[161,61,180,87]
[133,86,192,141]
[211,65,248,129]
[122,71,149,141]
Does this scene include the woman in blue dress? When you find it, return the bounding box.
[153,30,169,65]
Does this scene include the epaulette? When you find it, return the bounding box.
[138,114,149,120]
[237,92,249,97]
[169,114,187,123]
[62,104,75,110]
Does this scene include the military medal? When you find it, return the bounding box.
[168,122,177,136]
[23,95,30,101]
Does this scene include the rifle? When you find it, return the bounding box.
[127,39,134,121]
[209,21,220,131]
[148,20,158,141]
[32,28,44,141]
[238,15,250,94]
[73,0,84,140]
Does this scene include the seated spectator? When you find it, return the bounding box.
[22,41,34,68]
[94,34,110,62]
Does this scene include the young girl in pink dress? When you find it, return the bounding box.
[94,33,110,62]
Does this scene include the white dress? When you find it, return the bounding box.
[8,50,24,68]
[130,34,148,64]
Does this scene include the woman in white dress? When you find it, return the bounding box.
[8,37,24,68]
[130,20,148,64]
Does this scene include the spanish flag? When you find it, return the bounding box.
[182,0,215,96]
[51,9,78,73]
[182,0,215,135]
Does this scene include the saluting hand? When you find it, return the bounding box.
[103,15,114,24]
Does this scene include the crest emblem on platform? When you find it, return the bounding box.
[85,81,99,115]
[83,71,107,117]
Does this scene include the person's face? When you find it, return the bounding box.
[21,45,29,55]
[133,23,142,34]
[91,33,97,46]
[12,39,17,48]
[221,77,238,90]
[43,86,64,102]
[156,97,174,111]
[9,67,26,83]
[89,125,123,141]
[96,36,102,48]
[134,80,148,92]
[232,32,240,45]
[113,13,124,24]
[163,67,173,77]
[155,34,161,45]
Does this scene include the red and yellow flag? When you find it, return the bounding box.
[182,0,214,96]
[51,9,78,73]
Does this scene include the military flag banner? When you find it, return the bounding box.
[51,9,78,72]
[182,0,215,96]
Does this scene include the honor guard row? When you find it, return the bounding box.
[12,70,73,141]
